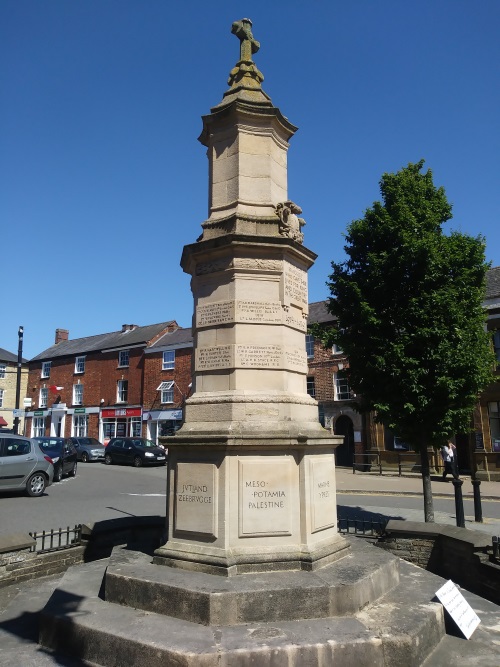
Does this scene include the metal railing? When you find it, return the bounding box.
[352,452,442,476]
[338,514,388,536]
[29,525,82,553]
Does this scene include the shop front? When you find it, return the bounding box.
[100,407,143,445]
[144,409,183,445]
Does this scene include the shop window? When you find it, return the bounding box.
[41,362,51,379]
[39,387,48,408]
[75,356,86,374]
[334,371,352,401]
[118,350,129,368]
[73,383,83,405]
[305,335,315,359]
[117,380,128,403]
[130,418,141,437]
[0,389,3,408]
[306,376,316,398]
[489,402,500,452]
[157,381,174,404]
[0,364,5,379]
[162,350,175,370]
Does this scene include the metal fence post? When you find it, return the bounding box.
[471,479,483,523]
[452,478,465,528]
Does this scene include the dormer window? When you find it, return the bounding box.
[157,380,174,404]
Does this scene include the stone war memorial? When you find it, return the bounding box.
[39,19,478,666]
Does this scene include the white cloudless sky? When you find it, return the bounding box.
[2,1,499,358]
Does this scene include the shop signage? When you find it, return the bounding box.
[101,407,142,418]
[475,432,485,451]
[34,411,44,416]
[74,408,86,414]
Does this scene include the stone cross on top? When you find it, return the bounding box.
[231,18,260,62]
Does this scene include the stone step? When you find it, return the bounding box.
[39,541,449,666]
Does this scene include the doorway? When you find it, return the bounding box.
[334,415,354,468]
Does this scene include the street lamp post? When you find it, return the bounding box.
[13,326,23,435]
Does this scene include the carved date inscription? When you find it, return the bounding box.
[310,457,336,533]
[236,301,282,323]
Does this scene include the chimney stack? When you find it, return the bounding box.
[55,329,69,344]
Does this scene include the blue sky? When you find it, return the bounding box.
[2,1,499,359]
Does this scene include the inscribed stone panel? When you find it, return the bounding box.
[239,458,292,536]
[283,263,308,309]
[174,462,218,537]
[196,345,232,371]
[309,456,336,533]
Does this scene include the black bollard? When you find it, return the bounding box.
[452,478,465,528]
[471,479,483,523]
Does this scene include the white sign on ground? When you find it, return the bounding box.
[435,579,480,639]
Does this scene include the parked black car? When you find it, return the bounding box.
[104,438,166,467]
[68,437,106,462]
[32,437,78,482]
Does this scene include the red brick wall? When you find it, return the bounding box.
[143,347,193,412]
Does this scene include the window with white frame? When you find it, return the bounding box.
[0,364,6,379]
[118,350,129,367]
[41,361,51,378]
[73,383,83,405]
[117,380,128,403]
[334,371,352,401]
[157,380,174,404]
[306,376,316,398]
[39,387,48,408]
[305,335,315,359]
[0,389,4,408]
[73,414,88,437]
[332,343,344,355]
[162,350,175,370]
[75,356,86,374]
[33,416,45,437]
[130,418,141,437]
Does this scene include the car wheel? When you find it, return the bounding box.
[104,454,113,465]
[54,465,63,482]
[26,473,46,497]
[81,452,89,463]
[133,456,143,468]
[70,462,77,477]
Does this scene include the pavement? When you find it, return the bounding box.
[0,468,499,666]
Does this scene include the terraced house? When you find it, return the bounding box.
[25,321,189,445]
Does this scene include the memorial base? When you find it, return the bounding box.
[154,430,347,576]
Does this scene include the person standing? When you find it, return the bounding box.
[441,442,458,480]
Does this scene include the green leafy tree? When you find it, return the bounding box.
[316,160,494,521]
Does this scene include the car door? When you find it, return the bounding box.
[61,440,76,474]
[122,440,135,464]
[110,439,125,463]
[0,438,35,489]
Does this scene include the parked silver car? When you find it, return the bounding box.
[0,434,54,497]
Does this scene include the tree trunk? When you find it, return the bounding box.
[420,443,435,522]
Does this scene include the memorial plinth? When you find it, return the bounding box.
[154,18,347,575]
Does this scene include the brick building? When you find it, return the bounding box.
[25,322,178,443]
[307,267,500,477]
[0,347,28,432]
[142,327,193,442]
